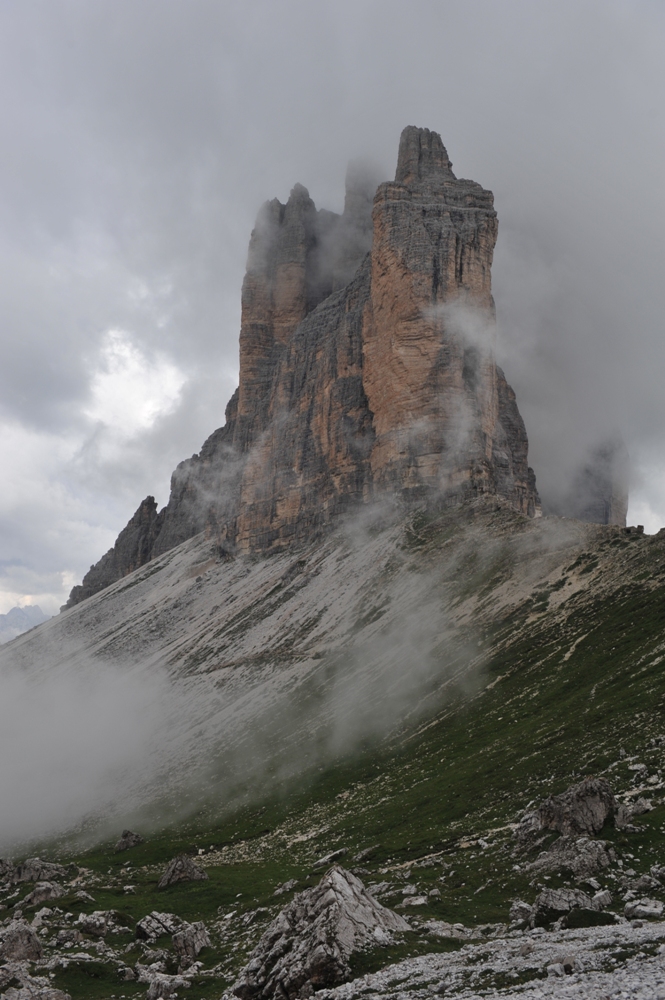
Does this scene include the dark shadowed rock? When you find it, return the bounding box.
[233,865,410,1000]
[509,900,533,926]
[0,919,44,960]
[114,829,144,852]
[157,855,208,889]
[538,777,616,837]
[531,888,595,927]
[64,496,163,609]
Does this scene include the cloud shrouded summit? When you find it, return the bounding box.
[1,0,664,612]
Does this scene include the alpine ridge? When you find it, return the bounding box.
[66,126,540,608]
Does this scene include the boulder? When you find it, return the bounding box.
[172,920,210,966]
[537,778,616,836]
[509,900,533,925]
[76,910,117,937]
[274,879,298,896]
[157,855,208,889]
[31,907,53,929]
[11,858,68,884]
[527,836,614,877]
[531,888,594,927]
[114,829,144,852]
[22,882,64,907]
[312,849,348,871]
[514,811,541,844]
[55,927,83,946]
[633,874,661,893]
[2,990,71,1000]
[421,920,476,940]
[136,911,183,942]
[0,919,44,960]
[145,973,189,1000]
[624,898,664,920]
[233,865,410,1000]
[616,797,652,829]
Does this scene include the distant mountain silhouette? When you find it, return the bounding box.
[0,604,50,644]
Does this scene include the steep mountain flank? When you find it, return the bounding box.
[3,500,665,998]
[66,126,539,608]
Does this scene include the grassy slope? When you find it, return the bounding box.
[10,514,665,998]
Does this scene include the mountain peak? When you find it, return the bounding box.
[66,126,539,608]
[395,125,455,185]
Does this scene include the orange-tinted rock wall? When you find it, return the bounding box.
[67,127,539,606]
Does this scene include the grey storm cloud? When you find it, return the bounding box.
[1,0,664,613]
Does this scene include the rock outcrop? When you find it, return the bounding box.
[511,887,615,930]
[9,858,69,884]
[538,777,616,837]
[516,777,616,845]
[67,126,540,608]
[526,836,614,878]
[157,855,208,889]
[114,829,144,853]
[233,865,410,1000]
[0,920,44,961]
[172,921,210,967]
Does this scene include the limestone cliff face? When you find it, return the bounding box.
[66,127,540,608]
[66,496,164,607]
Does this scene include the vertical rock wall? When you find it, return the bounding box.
[65,127,540,608]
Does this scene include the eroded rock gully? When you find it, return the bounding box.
[66,126,540,608]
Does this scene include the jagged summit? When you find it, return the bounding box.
[394,125,455,184]
[66,126,540,609]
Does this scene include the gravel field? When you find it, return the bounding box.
[320,921,665,1000]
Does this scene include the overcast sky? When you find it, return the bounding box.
[1,0,664,615]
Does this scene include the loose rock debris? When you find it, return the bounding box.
[312,921,665,1000]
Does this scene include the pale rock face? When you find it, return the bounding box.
[526,836,614,878]
[67,126,540,607]
[172,920,210,966]
[537,777,616,837]
[0,919,44,961]
[157,855,208,889]
[10,858,68,884]
[21,881,64,907]
[233,865,410,1000]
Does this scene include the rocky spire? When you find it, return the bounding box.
[66,127,541,608]
[394,125,455,185]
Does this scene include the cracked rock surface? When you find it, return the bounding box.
[233,865,410,1000]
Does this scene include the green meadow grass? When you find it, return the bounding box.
[15,515,665,997]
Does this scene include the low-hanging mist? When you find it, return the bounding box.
[0,491,594,853]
